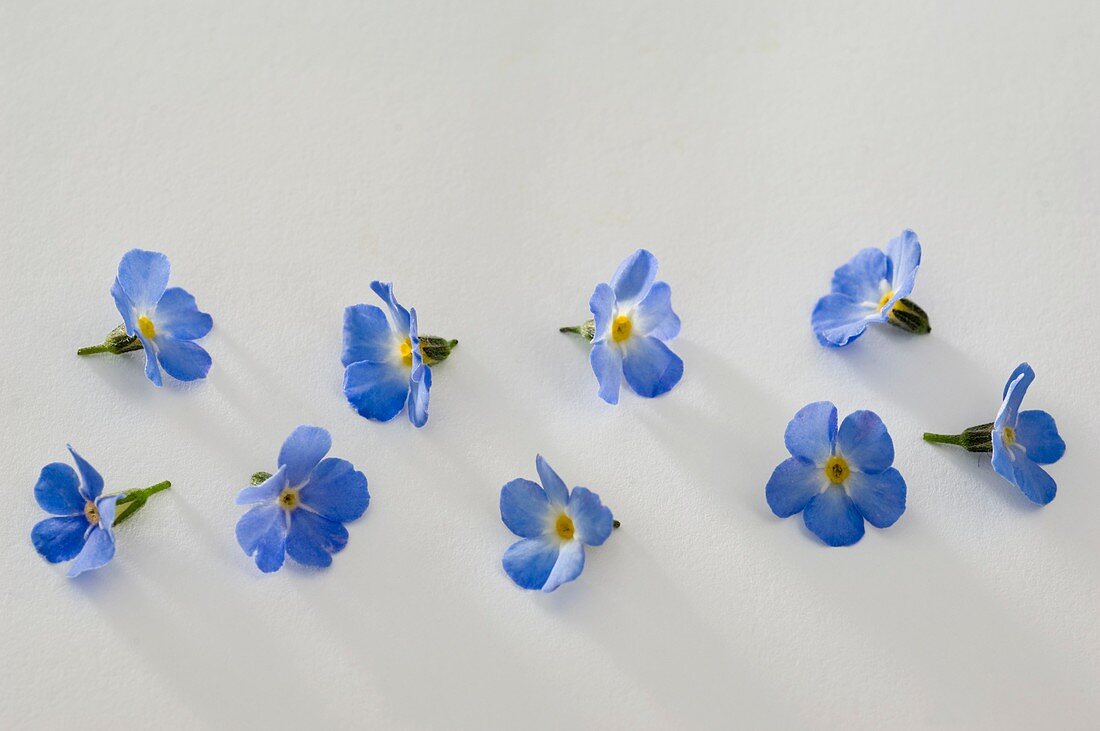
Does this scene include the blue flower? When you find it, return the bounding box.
[566,249,683,404]
[991,363,1066,504]
[342,282,438,427]
[499,455,615,592]
[235,426,370,573]
[811,230,928,347]
[766,402,906,546]
[31,447,120,577]
[102,248,213,386]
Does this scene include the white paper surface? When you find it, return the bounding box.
[2,2,1098,728]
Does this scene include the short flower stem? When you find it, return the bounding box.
[559,319,596,341]
[113,480,171,527]
[922,432,964,446]
[77,344,111,356]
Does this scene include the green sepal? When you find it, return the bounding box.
[560,319,596,342]
[112,480,171,527]
[923,422,993,452]
[77,324,144,356]
[418,336,458,365]
[251,471,273,485]
[886,298,931,335]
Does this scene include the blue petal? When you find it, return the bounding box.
[830,247,888,304]
[139,335,163,386]
[95,495,118,542]
[155,338,212,382]
[589,283,616,343]
[32,515,89,563]
[500,478,551,538]
[567,487,613,546]
[278,426,332,486]
[155,287,212,341]
[408,364,431,427]
[589,341,622,404]
[341,304,395,366]
[621,336,683,398]
[885,230,921,298]
[344,360,411,422]
[803,485,865,546]
[370,281,412,334]
[236,504,288,573]
[1015,410,1065,464]
[536,455,570,506]
[784,401,837,465]
[235,465,288,505]
[110,278,139,334]
[995,363,1034,430]
[116,249,170,310]
[34,462,84,516]
[67,525,116,577]
[285,509,349,568]
[633,281,680,341]
[610,249,658,305]
[765,457,826,518]
[845,468,906,528]
[299,458,369,522]
[1008,455,1058,505]
[67,445,104,501]
[502,537,560,591]
[542,540,585,592]
[811,294,877,347]
[836,410,894,474]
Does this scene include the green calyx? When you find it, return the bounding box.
[251,471,273,485]
[112,480,171,527]
[77,324,144,356]
[560,319,596,342]
[886,298,931,335]
[418,336,459,366]
[923,422,994,453]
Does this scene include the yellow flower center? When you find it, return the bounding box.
[1002,426,1016,447]
[83,501,100,525]
[611,314,633,343]
[824,455,850,484]
[278,488,300,511]
[554,512,575,541]
[878,290,896,311]
[138,315,156,339]
[398,337,413,367]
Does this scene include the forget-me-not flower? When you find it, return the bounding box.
[561,249,683,404]
[79,249,213,386]
[766,402,907,546]
[236,426,370,573]
[31,446,171,577]
[811,230,929,347]
[924,362,1065,505]
[500,456,616,592]
[342,282,456,428]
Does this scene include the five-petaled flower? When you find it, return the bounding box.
[924,362,1065,505]
[81,248,214,386]
[811,230,929,347]
[766,402,907,546]
[343,282,454,428]
[499,455,615,592]
[564,249,683,404]
[236,426,370,573]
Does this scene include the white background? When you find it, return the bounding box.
[2,2,1098,729]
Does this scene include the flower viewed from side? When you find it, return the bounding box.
[78,249,213,386]
[561,249,683,404]
[499,456,615,592]
[31,446,170,577]
[924,363,1065,505]
[236,426,369,573]
[766,402,906,546]
[342,282,456,428]
[811,230,929,347]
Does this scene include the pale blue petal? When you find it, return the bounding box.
[535,455,570,506]
[34,462,84,516]
[500,478,551,538]
[116,249,170,311]
[67,526,116,577]
[633,281,680,341]
[836,410,894,474]
[278,426,332,486]
[32,516,89,563]
[95,496,118,542]
[830,247,888,304]
[811,294,878,347]
[408,364,431,428]
[995,363,1034,430]
[502,536,560,591]
[155,287,212,340]
[784,401,837,466]
[885,229,921,297]
[845,468,906,528]
[610,249,658,305]
[67,445,104,501]
[567,487,613,546]
[589,341,622,405]
[111,278,138,334]
[803,485,865,546]
[370,280,412,333]
[235,465,288,505]
[542,540,586,592]
[1015,410,1065,464]
[342,304,395,366]
[344,359,410,422]
[589,283,616,343]
[236,504,288,573]
[1008,455,1058,506]
[139,335,163,386]
[155,338,212,382]
[285,509,349,568]
[621,336,683,398]
[766,458,826,518]
[299,458,369,522]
